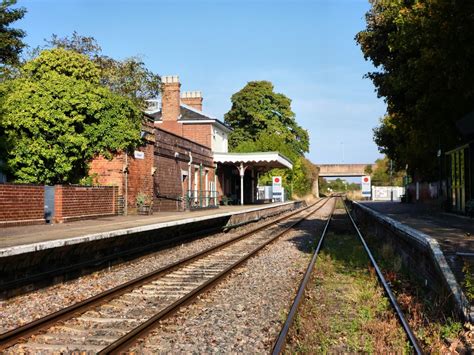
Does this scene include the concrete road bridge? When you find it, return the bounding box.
[318,164,376,177]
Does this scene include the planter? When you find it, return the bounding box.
[137,204,153,215]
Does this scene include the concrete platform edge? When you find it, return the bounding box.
[354,201,473,323]
[0,202,297,258]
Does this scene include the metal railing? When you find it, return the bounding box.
[186,190,219,210]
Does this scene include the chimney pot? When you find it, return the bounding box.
[181,91,202,99]
[181,90,203,111]
[162,75,180,84]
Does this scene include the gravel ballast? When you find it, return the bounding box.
[0,205,307,334]
[129,199,335,353]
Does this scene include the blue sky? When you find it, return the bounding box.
[17,0,386,165]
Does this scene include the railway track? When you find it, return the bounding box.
[1,197,332,354]
[272,196,423,354]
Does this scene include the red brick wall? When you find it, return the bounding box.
[88,121,216,214]
[89,154,125,194]
[89,119,156,214]
[182,124,212,148]
[89,145,155,214]
[127,143,155,213]
[154,128,215,211]
[154,153,184,211]
[0,184,44,227]
[159,121,184,137]
[54,185,118,223]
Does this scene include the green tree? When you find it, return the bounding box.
[225,81,309,159]
[232,131,297,162]
[364,164,373,175]
[356,0,474,179]
[45,32,161,109]
[319,178,360,194]
[291,157,319,196]
[0,0,26,78]
[224,81,314,196]
[0,48,142,184]
[370,157,404,187]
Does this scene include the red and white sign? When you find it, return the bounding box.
[272,176,282,194]
[361,175,371,196]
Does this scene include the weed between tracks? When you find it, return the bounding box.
[284,215,410,353]
[363,235,473,352]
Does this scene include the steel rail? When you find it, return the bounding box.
[0,198,328,351]
[100,198,333,354]
[272,197,336,354]
[343,200,423,355]
[0,225,225,293]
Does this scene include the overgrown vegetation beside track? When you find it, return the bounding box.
[369,241,472,351]
[359,214,473,352]
[284,209,409,353]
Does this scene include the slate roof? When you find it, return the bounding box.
[149,103,232,132]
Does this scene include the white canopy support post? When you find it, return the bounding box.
[238,162,248,205]
[251,167,255,203]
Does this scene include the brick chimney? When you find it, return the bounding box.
[161,75,181,121]
[159,75,183,136]
[181,91,203,112]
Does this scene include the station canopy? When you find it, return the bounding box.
[213,152,293,170]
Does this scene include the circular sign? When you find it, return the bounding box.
[274,177,280,183]
[363,177,369,183]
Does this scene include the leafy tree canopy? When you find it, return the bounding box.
[44,32,161,109]
[370,157,404,187]
[0,48,142,184]
[225,81,309,160]
[356,0,474,179]
[0,0,26,77]
[320,178,360,194]
[225,81,315,196]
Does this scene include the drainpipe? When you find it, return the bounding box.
[188,152,193,209]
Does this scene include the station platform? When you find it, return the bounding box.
[0,202,299,252]
[360,202,474,257]
[353,201,473,322]
[0,201,305,298]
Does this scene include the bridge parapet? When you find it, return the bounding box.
[318,164,376,177]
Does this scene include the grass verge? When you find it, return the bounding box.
[284,211,410,353]
[363,229,473,352]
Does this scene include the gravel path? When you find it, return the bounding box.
[0,205,306,334]
[129,199,335,353]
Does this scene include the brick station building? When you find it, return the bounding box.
[0,76,293,225]
[89,117,215,213]
[91,75,292,213]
